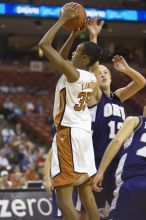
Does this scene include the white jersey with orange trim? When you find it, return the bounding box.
[53,69,96,131]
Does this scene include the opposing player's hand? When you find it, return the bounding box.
[61,2,79,21]
[44,178,53,196]
[92,172,104,192]
[112,55,130,73]
[87,17,104,38]
[72,27,85,37]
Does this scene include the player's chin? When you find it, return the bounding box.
[100,84,107,90]
[102,82,110,89]
[71,58,77,66]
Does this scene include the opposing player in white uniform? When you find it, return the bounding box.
[39,3,106,220]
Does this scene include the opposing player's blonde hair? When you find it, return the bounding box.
[99,65,111,76]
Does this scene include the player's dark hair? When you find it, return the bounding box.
[82,41,112,66]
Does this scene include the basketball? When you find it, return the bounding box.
[60,4,87,31]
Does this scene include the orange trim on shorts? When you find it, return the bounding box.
[55,88,66,126]
[53,126,87,188]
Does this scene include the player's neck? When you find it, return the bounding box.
[74,63,90,71]
[78,66,90,71]
[104,88,110,97]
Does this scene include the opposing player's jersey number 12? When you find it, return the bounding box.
[74,92,92,111]
[108,120,123,139]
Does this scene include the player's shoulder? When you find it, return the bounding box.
[76,69,96,83]
[58,74,66,82]
[124,116,140,127]
[125,116,139,121]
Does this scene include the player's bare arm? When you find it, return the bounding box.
[87,18,104,106]
[87,17,104,44]
[38,3,79,83]
[59,31,78,60]
[93,116,140,192]
[60,29,84,60]
[44,148,53,196]
[88,61,102,106]
[114,55,146,102]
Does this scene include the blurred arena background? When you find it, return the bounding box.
[0,0,146,219]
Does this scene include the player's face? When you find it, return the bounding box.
[71,44,89,68]
[97,65,111,89]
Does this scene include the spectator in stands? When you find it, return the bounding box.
[47,116,54,125]
[9,104,23,122]
[24,163,40,181]
[19,176,27,189]
[1,127,15,143]
[18,144,30,171]
[0,86,9,93]
[15,122,22,133]
[11,172,23,189]
[35,101,44,114]
[10,165,24,188]
[2,144,12,156]
[15,123,24,137]
[25,142,37,164]
[36,148,46,167]
[10,145,28,171]
[0,177,3,189]
[46,116,56,137]
[2,98,14,118]
[0,170,12,189]
[25,102,35,115]
[0,151,9,169]
[10,165,21,179]
[12,124,26,146]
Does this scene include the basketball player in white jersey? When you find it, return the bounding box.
[39,3,107,220]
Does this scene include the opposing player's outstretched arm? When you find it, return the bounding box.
[93,116,140,192]
[114,55,146,102]
[44,148,53,196]
[60,29,84,60]
[39,3,79,83]
[87,17,104,44]
[59,32,77,60]
[88,61,102,106]
[87,18,104,106]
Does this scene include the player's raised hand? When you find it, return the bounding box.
[44,178,53,196]
[87,17,104,38]
[72,27,85,37]
[61,2,79,21]
[112,55,130,73]
[92,172,104,192]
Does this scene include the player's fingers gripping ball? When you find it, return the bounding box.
[60,3,87,31]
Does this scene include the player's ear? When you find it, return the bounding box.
[82,54,90,66]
